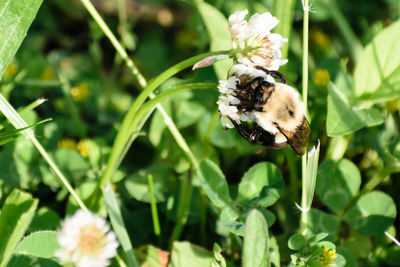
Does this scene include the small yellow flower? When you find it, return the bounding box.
[71,82,90,102]
[77,139,91,157]
[40,67,54,80]
[58,138,77,150]
[311,30,330,49]
[4,62,18,78]
[314,69,330,87]
[317,247,337,267]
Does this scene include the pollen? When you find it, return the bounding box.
[317,247,337,267]
[314,69,330,87]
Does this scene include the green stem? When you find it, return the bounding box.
[0,93,87,211]
[0,79,61,88]
[148,175,161,236]
[300,0,310,235]
[79,0,147,88]
[58,72,86,138]
[325,135,351,160]
[169,173,193,249]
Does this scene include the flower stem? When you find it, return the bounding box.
[300,0,310,235]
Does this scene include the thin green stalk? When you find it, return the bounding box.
[19,98,47,115]
[0,92,87,211]
[58,72,86,138]
[79,0,146,88]
[169,173,193,249]
[325,135,351,160]
[300,0,310,235]
[148,175,161,236]
[0,80,61,88]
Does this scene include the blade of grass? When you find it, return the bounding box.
[102,185,140,267]
[148,175,161,236]
[58,72,86,138]
[0,93,87,210]
[0,0,43,77]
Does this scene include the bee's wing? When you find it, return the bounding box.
[275,117,311,155]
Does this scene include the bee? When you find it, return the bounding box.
[228,66,311,155]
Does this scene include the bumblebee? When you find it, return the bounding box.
[230,66,311,155]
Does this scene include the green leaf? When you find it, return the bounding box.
[345,191,396,235]
[0,189,38,267]
[307,209,339,237]
[170,241,213,267]
[288,234,306,251]
[175,100,206,128]
[316,159,361,213]
[237,162,284,207]
[196,2,232,79]
[242,210,269,267]
[124,163,170,203]
[102,185,140,267]
[8,255,60,267]
[336,247,357,267]
[28,207,60,233]
[14,231,57,259]
[197,159,231,209]
[54,149,90,181]
[354,20,400,104]
[327,82,385,136]
[0,0,43,77]
[341,229,372,259]
[219,205,245,236]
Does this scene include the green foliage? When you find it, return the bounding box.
[316,159,361,213]
[14,231,58,259]
[0,0,43,77]
[103,185,139,267]
[170,241,213,267]
[196,1,232,80]
[0,189,38,267]
[0,0,400,266]
[344,191,396,236]
[242,210,269,267]
[354,20,400,104]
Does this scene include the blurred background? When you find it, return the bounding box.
[1,0,400,265]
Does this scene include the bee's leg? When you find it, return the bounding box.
[255,66,286,84]
[231,121,264,145]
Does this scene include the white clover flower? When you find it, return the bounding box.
[217,64,278,128]
[56,210,119,267]
[228,9,288,69]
